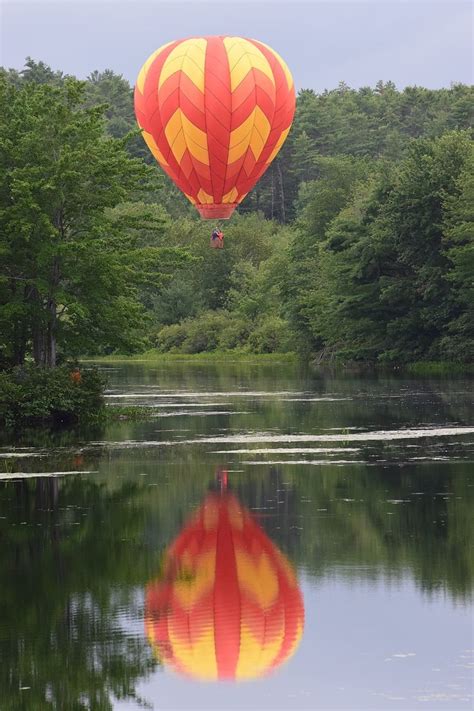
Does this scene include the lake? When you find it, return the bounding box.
[0,361,473,710]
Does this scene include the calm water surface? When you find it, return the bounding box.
[0,362,473,710]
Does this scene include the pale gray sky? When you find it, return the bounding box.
[1,1,472,91]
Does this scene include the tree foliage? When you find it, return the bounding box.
[291,132,473,362]
[0,75,189,367]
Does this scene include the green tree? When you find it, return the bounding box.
[441,153,474,360]
[376,131,473,362]
[283,156,374,352]
[291,131,473,363]
[0,78,189,366]
[84,69,151,162]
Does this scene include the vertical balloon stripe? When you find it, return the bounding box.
[137,41,201,200]
[214,501,241,679]
[237,38,295,201]
[224,41,274,208]
[251,39,294,92]
[204,36,232,204]
[136,41,175,95]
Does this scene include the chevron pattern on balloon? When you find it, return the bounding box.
[134,36,295,219]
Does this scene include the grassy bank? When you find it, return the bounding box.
[83,352,473,375]
[81,350,299,365]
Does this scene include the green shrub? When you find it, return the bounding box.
[247,317,293,354]
[152,311,294,355]
[0,374,21,425]
[154,323,188,352]
[218,319,251,350]
[181,312,229,353]
[0,365,105,427]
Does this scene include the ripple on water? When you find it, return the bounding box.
[84,426,474,452]
[104,390,352,400]
[113,402,232,408]
[0,453,46,458]
[0,471,97,480]
[209,447,361,454]
[181,426,474,444]
[142,410,249,418]
[242,460,367,466]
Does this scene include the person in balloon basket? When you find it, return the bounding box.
[210,227,224,249]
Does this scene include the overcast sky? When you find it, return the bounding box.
[1,1,472,91]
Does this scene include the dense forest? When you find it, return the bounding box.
[1,59,472,367]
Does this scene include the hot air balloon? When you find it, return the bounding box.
[134,36,295,220]
[145,488,304,681]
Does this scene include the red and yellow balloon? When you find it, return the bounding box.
[145,491,304,681]
[134,36,295,219]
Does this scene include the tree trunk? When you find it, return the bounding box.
[270,170,275,220]
[7,281,27,366]
[12,319,27,366]
[31,254,59,367]
[45,296,57,368]
[31,293,57,367]
[276,159,286,223]
[32,312,46,367]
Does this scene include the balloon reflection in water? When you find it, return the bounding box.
[145,486,304,681]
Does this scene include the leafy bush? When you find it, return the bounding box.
[247,317,293,354]
[154,323,188,352]
[153,312,294,354]
[0,365,105,427]
[218,319,251,350]
[181,312,229,353]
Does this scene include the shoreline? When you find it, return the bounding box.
[80,351,300,365]
[80,352,473,375]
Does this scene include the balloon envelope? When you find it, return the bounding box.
[134,36,295,219]
[145,492,304,681]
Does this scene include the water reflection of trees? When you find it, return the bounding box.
[231,463,474,600]
[128,455,474,600]
[0,477,160,710]
[103,363,474,429]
